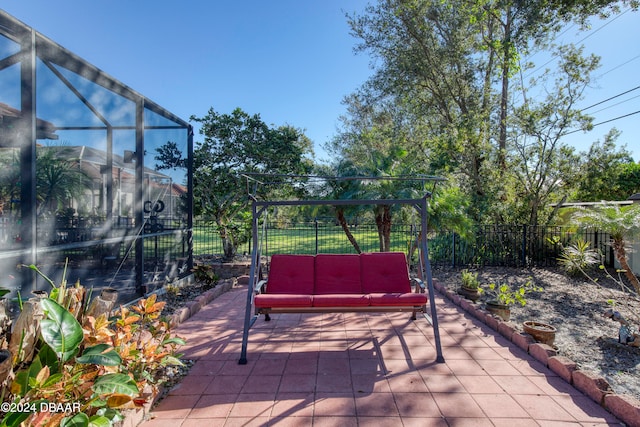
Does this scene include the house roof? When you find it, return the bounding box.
[0,102,59,142]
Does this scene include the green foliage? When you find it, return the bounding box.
[191,263,219,287]
[485,280,542,306]
[460,269,481,290]
[40,298,84,362]
[191,107,313,259]
[4,274,185,427]
[571,202,640,294]
[557,238,600,277]
[574,131,640,201]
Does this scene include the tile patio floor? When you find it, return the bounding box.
[140,285,623,427]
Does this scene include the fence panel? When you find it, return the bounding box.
[193,219,612,267]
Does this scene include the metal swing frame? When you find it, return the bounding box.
[238,180,445,365]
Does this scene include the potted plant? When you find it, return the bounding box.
[458,269,482,302]
[484,280,541,321]
[522,320,557,346]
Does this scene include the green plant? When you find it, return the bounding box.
[191,263,219,288]
[2,267,186,427]
[484,280,541,306]
[460,269,481,290]
[557,238,600,277]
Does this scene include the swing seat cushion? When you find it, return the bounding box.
[264,254,315,294]
[254,252,427,311]
[314,254,362,294]
[361,252,412,294]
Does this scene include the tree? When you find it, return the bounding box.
[36,147,92,217]
[154,141,187,171]
[572,202,640,294]
[574,130,640,201]
[507,44,597,225]
[344,0,636,225]
[191,107,313,259]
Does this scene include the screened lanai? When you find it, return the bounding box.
[0,10,193,304]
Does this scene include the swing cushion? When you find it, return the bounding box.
[314,254,362,294]
[360,252,412,294]
[265,254,315,294]
[255,252,427,311]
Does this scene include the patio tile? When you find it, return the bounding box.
[316,373,353,393]
[188,394,235,418]
[271,392,315,417]
[136,284,629,427]
[150,394,200,419]
[354,392,399,417]
[313,392,356,417]
[552,394,621,423]
[472,393,529,418]
[393,392,441,417]
[227,393,274,418]
[386,372,429,393]
[312,416,358,427]
[203,375,248,394]
[422,373,466,393]
[400,417,448,427]
[431,392,486,418]
[476,359,524,376]
[278,373,317,393]
[511,394,576,421]
[491,375,547,395]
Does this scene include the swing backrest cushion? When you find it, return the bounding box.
[314,254,362,294]
[360,252,411,294]
[266,254,315,294]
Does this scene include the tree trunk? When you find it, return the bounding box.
[219,225,237,260]
[336,209,361,254]
[612,238,640,294]
[375,205,392,252]
[382,205,392,252]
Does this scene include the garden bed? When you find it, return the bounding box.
[433,265,640,400]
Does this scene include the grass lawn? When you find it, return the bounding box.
[192,223,415,256]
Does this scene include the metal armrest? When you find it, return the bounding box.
[411,277,426,293]
[254,279,267,293]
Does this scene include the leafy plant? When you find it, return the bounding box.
[191,263,218,288]
[460,269,481,290]
[2,268,186,427]
[557,238,600,277]
[484,280,541,306]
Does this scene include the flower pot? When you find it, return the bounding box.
[523,321,556,346]
[486,300,510,321]
[458,286,480,302]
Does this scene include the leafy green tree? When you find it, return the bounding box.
[344,0,636,225]
[507,44,597,225]
[191,107,313,259]
[574,130,640,201]
[572,202,640,294]
[154,141,187,170]
[36,147,92,216]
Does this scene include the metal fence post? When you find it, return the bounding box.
[452,232,456,267]
[522,224,527,267]
[314,217,318,255]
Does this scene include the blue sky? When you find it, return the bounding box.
[1,1,638,161]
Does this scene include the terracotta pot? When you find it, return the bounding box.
[486,300,510,321]
[458,286,480,302]
[523,320,556,346]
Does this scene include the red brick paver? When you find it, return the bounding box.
[140,286,624,426]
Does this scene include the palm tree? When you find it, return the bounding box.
[572,202,640,294]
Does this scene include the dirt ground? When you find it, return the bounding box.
[432,264,640,401]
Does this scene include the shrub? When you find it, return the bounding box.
[557,239,600,277]
[1,265,185,427]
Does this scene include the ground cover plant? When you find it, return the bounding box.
[0,266,185,427]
